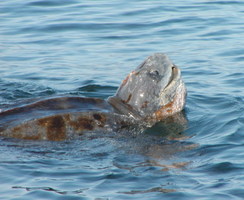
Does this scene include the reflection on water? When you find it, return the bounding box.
[0,0,244,199]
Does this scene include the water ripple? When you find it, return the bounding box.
[0,0,244,199]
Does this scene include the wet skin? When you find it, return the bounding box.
[0,53,187,141]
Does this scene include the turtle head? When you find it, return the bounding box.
[108,53,187,120]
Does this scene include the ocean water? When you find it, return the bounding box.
[0,0,243,199]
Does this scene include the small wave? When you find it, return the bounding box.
[26,0,78,7]
[0,80,56,106]
[72,84,117,99]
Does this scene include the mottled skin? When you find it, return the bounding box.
[0,53,186,141]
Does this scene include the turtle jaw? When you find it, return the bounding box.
[159,65,181,105]
[165,66,178,89]
[154,66,187,120]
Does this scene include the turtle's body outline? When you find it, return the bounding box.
[0,53,187,141]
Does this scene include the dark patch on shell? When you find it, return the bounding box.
[38,115,66,141]
[93,113,106,127]
[77,117,94,130]
[93,113,102,120]
[68,116,94,131]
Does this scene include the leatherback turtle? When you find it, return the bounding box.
[0,53,186,141]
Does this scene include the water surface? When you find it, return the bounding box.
[0,0,244,199]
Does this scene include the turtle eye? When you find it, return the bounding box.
[150,70,159,76]
[148,70,161,81]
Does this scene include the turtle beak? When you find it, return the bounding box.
[164,65,180,90]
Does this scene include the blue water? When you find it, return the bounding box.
[0,0,244,199]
